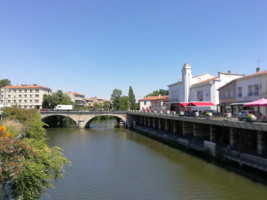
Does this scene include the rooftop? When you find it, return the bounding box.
[192,77,218,86]
[2,84,51,90]
[68,92,84,96]
[140,95,169,101]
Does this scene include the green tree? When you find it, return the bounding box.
[128,86,137,110]
[42,90,73,109]
[93,102,99,110]
[110,89,122,110]
[146,89,169,97]
[103,101,110,111]
[0,79,11,88]
[118,96,129,110]
[0,108,70,199]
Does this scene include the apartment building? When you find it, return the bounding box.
[218,69,267,115]
[0,84,51,109]
[65,92,85,106]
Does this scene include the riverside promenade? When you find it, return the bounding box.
[127,110,267,172]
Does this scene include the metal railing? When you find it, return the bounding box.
[128,110,267,123]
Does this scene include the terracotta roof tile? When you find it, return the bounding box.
[69,92,84,96]
[238,70,267,80]
[192,77,218,86]
[140,95,169,101]
[3,85,51,90]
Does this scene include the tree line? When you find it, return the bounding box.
[110,86,138,110]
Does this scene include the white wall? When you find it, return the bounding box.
[139,100,152,110]
[168,82,183,101]
[236,77,261,102]
[261,75,267,98]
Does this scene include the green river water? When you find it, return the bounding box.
[41,120,267,200]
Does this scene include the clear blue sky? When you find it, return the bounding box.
[0,0,267,100]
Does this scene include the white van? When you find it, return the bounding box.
[54,105,73,111]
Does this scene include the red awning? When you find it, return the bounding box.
[178,102,189,107]
[188,102,215,106]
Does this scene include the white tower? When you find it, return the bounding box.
[182,63,192,102]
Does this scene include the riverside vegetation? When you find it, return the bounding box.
[0,107,70,200]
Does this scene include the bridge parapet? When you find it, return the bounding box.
[40,110,127,128]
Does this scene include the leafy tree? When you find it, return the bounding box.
[42,90,73,109]
[118,96,129,110]
[128,86,137,110]
[0,108,70,199]
[110,89,122,110]
[146,89,169,97]
[93,102,99,110]
[103,101,110,111]
[0,79,11,88]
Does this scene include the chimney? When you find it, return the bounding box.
[256,67,260,73]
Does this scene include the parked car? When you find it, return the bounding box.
[40,108,48,111]
[254,111,267,122]
[238,110,254,121]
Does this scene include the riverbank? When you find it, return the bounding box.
[132,124,267,185]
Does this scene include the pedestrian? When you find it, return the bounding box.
[227,144,231,152]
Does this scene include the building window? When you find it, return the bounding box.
[238,87,242,97]
[30,100,32,102]
[35,94,39,97]
[254,84,259,96]
[230,90,234,97]
[24,90,27,92]
[24,106,27,108]
[35,100,39,103]
[8,100,10,103]
[144,101,147,105]
[197,91,203,101]
[14,90,16,92]
[30,90,32,92]
[19,90,22,92]
[24,100,27,103]
[8,95,10,98]
[19,95,21,97]
[19,100,21,103]
[30,95,32,97]
[36,89,39,92]
[248,85,253,96]
[24,95,27,97]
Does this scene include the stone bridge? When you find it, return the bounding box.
[40,111,128,128]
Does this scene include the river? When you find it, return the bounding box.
[41,120,267,200]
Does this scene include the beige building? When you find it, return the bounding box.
[84,97,109,109]
[65,92,85,106]
[139,95,169,112]
[0,84,51,109]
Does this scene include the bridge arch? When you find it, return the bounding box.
[84,114,127,128]
[41,114,79,127]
